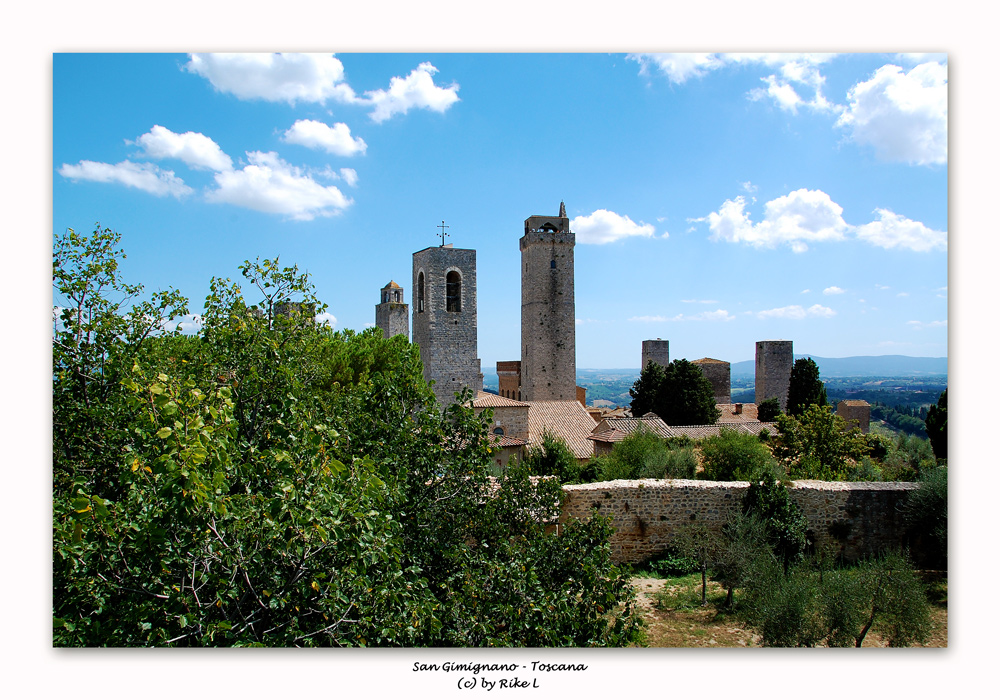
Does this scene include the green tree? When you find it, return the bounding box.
[53,227,643,647]
[924,389,947,459]
[699,427,779,481]
[786,357,827,416]
[742,473,809,574]
[901,466,947,569]
[628,361,666,418]
[757,397,781,422]
[629,359,720,426]
[523,429,581,484]
[771,404,871,480]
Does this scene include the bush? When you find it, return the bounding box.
[757,397,781,422]
[699,427,779,481]
[901,466,947,568]
[523,429,581,484]
[742,474,809,573]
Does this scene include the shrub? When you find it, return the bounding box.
[757,397,781,422]
[523,429,581,484]
[742,474,809,573]
[699,427,779,481]
[901,466,947,569]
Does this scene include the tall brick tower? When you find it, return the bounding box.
[375,280,409,340]
[520,202,576,402]
[755,340,793,410]
[412,243,482,406]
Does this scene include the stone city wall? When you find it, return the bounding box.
[559,479,918,564]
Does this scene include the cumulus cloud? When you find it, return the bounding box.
[629,309,734,322]
[571,209,656,245]
[282,119,367,157]
[696,189,946,253]
[855,208,947,251]
[206,151,352,220]
[836,62,947,165]
[696,189,850,252]
[757,304,836,320]
[823,286,845,295]
[365,62,460,123]
[627,53,724,83]
[338,168,358,187]
[59,160,192,197]
[316,312,337,327]
[185,53,357,105]
[134,125,233,171]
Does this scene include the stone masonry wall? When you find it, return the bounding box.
[641,339,669,371]
[560,479,918,564]
[755,340,793,410]
[693,358,731,404]
[412,246,482,406]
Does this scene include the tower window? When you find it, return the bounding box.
[493,427,505,436]
[417,272,425,313]
[550,259,556,269]
[446,271,461,312]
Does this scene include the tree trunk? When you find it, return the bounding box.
[701,564,707,606]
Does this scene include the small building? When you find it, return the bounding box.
[837,399,871,434]
[473,392,531,469]
[375,280,409,340]
[587,412,674,456]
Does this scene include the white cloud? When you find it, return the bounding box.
[855,208,947,252]
[59,160,192,197]
[185,53,357,105]
[365,62,459,123]
[836,62,947,165]
[753,74,805,113]
[629,309,734,322]
[282,120,367,157]
[338,168,359,187]
[757,304,836,320]
[875,284,890,290]
[698,189,850,252]
[823,286,845,295]
[206,151,352,220]
[571,209,656,245]
[161,313,203,334]
[316,312,337,327]
[740,181,758,193]
[697,189,945,253]
[801,289,811,294]
[134,125,233,171]
[627,53,723,83]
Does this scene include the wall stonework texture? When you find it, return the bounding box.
[641,339,669,371]
[412,246,482,406]
[560,479,918,564]
[693,358,731,404]
[837,400,872,434]
[755,340,793,410]
[520,210,576,402]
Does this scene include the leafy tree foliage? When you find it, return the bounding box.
[771,405,872,480]
[628,359,720,426]
[742,551,930,647]
[742,473,809,573]
[698,427,779,482]
[53,225,642,647]
[523,430,581,484]
[924,389,947,459]
[786,357,828,416]
[901,467,948,569]
[757,397,781,422]
[590,429,696,482]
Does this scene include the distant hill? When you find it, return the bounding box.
[730,355,947,379]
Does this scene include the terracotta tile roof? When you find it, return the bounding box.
[716,403,760,423]
[693,357,728,364]
[588,413,674,443]
[526,400,597,459]
[491,435,529,448]
[383,280,401,288]
[663,422,778,440]
[838,400,870,406]
[473,391,530,408]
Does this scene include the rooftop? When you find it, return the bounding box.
[527,400,598,459]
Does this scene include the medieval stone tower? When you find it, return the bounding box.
[755,340,793,410]
[520,202,576,402]
[412,244,483,406]
[641,339,670,371]
[375,280,409,340]
[693,357,731,405]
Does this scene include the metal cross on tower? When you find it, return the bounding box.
[437,220,450,246]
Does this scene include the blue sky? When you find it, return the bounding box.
[53,52,947,369]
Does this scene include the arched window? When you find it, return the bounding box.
[446,271,461,312]
[550,259,556,269]
[394,291,400,302]
[417,272,425,313]
[493,427,505,436]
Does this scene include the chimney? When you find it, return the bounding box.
[734,403,743,415]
